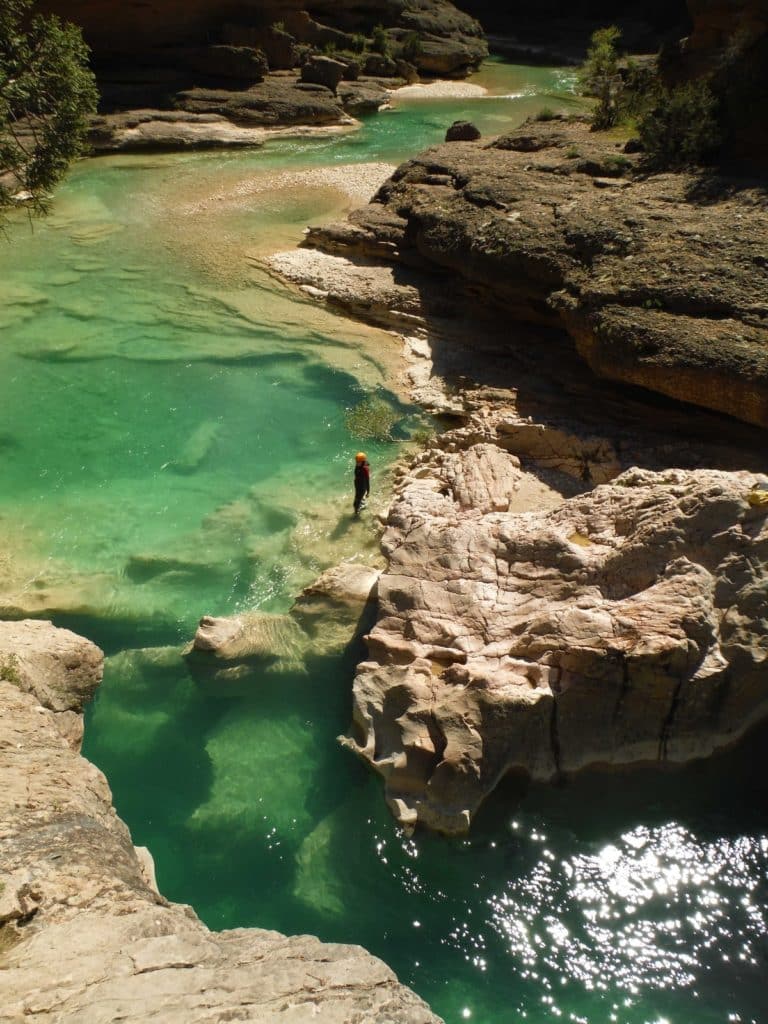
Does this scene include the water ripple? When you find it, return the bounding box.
[487,824,768,1000]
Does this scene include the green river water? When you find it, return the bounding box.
[1,61,766,1023]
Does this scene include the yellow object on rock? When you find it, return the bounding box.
[747,487,768,508]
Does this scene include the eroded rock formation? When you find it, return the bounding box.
[282,119,768,429]
[267,105,768,835]
[0,619,441,1022]
[186,562,381,681]
[342,436,768,833]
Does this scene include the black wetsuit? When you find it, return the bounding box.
[354,461,370,514]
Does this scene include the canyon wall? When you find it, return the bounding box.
[38,0,487,110]
[268,114,768,833]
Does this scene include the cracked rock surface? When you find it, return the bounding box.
[344,445,768,834]
[0,620,441,1023]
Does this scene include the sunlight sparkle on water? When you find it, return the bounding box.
[486,822,768,1002]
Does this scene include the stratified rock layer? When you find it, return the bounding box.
[0,619,441,1023]
[344,448,768,833]
[295,119,768,428]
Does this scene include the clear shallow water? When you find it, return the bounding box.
[1,61,766,1023]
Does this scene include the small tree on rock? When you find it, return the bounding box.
[371,24,390,57]
[579,26,622,130]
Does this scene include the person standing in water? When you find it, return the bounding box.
[353,452,370,516]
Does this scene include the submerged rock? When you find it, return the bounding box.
[188,562,382,679]
[0,618,442,1022]
[188,611,308,677]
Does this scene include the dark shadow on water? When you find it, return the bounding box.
[473,714,768,844]
[47,611,185,655]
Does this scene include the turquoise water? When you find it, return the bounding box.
[1,62,766,1023]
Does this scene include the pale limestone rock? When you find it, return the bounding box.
[189,562,382,675]
[0,619,102,712]
[0,621,442,1023]
[134,846,160,895]
[292,562,381,644]
[268,248,456,330]
[343,455,768,833]
[190,612,306,666]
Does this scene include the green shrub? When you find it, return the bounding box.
[603,153,632,173]
[350,33,367,54]
[401,31,422,62]
[534,106,558,122]
[638,81,721,168]
[0,0,98,221]
[617,58,658,124]
[345,396,398,441]
[371,24,390,56]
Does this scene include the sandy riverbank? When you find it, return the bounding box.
[389,80,488,100]
[180,162,397,216]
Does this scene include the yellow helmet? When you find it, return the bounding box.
[355,452,367,462]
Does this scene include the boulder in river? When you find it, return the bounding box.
[342,455,768,833]
[445,119,481,142]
